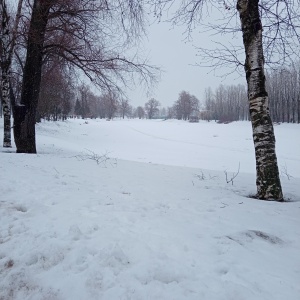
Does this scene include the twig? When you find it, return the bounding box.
[220,202,229,208]
[194,170,218,181]
[194,170,206,180]
[280,164,293,180]
[73,149,116,167]
[224,163,240,185]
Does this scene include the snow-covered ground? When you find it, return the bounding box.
[0,118,299,300]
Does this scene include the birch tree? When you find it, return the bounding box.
[151,0,300,200]
[237,0,282,200]
[0,0,23,147]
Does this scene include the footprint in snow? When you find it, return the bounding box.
[69,224,83,241]
[226,230,284,246]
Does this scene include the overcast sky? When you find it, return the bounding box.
[127,15,246,108]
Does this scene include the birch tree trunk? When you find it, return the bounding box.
[13,0,52,153]
[1,67,11,147]
[1,0,23,148]
[237,0,283,200]
[1,0,11,147]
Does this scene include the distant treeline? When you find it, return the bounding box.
[266,64,300,123]
[3,62,298,123]
[198,64,300,123]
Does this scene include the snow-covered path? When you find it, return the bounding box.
[1,119,299,300]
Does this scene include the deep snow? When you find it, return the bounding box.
[0,119,299,300]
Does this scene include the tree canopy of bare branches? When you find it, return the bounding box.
[2,0,158,153]
[151,0,300,71]
[145,98,160,119]
[173,90,199,120]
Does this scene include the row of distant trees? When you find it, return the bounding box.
[14,64,163,120]
[126,62,300,123]
[267,64,300,123]
[202,84,249,122]
[11,61,298,123]
[200,64,300,123]
[165,63,300,123]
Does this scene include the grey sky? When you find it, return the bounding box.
[127,18,246,108]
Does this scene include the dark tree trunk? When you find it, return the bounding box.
[13,0,52,153]
[237,0,283,200]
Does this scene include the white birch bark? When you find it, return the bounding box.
[0,0,11,147]
[237,0,283,200]
[1,0,23,148]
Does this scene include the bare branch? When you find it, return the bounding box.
[194,41,244,76]
[280,164,293,180]
[74,149,117,167]
[224,163,240,185]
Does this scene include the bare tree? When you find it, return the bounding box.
[11,0,158,153]
[173,90,199,120]
[237,0,283,200]
[145,98,160,119]
[78,83,92,119]
[166,106,175,119]
[203,87,215,121]
[74,98,82,118]
[38,60,74,121]
[0,0,23,147]
[135,106,145,119]
[118,98,131,119]
[150,0,300,200]
[203,84,248,122]
[100,92,119,119]
[266,63,300,123]
[160,107,167,118]
[87,91,99,119]
[13,0,54,153]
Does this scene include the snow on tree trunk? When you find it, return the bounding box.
[1,0,11,147]
[237,0,283,200]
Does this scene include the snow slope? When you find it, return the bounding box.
[0,119,299,300]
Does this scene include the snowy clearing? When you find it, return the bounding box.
[0,119,300,300]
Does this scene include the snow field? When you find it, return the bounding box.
[0,119,299,299]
